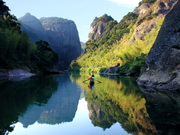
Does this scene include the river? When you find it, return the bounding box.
[0,73,179,135]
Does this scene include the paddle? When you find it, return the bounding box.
[83,80,89,83]
[83,79,102,83]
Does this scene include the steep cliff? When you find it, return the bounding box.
[132,0,178,42]
[137,0,180,90]
[40,17,81,68]
[88,14,117,40]
[19,14,81,70]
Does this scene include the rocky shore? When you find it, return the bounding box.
[0,69,35,80]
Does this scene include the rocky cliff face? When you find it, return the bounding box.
[131,0,177,42]
[40,17,81,67]
[137,0,180,90]
[19,14,81,70]
[88,14,116,40]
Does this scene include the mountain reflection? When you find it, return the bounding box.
[19,74,81,127]
[73,74,180,135]
[1,74,179,135]
[0,76,58,135]
[0,74,81,134]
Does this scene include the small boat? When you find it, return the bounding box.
[90,80,95,86]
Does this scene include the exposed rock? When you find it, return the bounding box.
[137,0,180,90]
[132,0,177,41]
[0,69,35,80]
[134,3,151,16]
[88,14,116,40]
[8,69,34,77]
[19,14,81,70]
[102,63,120,75]
[40,17,81,68]
[0,69,35,77]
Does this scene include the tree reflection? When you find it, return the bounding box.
[0,76,58,135]
[18,74,81,127]
[73,74,180,135]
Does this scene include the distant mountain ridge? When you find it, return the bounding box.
[19,13,81,70]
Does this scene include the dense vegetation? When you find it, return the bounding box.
[70,0,163,76]
[0,0,58,73]
[70,12,143,75]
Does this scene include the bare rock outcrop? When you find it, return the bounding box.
[88,14,116,40]
[132,0,177,41]
[137,0,180,90]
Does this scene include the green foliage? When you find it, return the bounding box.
[97,14,114,22]
[0,29,34,69]
[69,60,81,72]
[99,68,108,73]
[115,54,147,76]
[0,0,58,73]
[31,41,58,73]
[71,10,164,76]
[96,12,138,47]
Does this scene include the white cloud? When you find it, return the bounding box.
[108,0,142,7]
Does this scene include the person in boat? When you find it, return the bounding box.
[88,75,95,89]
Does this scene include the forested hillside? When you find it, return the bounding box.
[70,0,177,76]
[0,0,58,73]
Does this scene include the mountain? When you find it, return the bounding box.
[88,14,117,40]
[40,17,81,68]
[19,13,81,70]
[19,13,46,41]
[70,0,178,76]
[137,0,180,90]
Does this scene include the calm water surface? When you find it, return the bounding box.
[0,73,179,135]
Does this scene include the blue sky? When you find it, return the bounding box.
[4,0,142,42]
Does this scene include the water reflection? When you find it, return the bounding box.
[19,74,81,127]
[142,90,180,135]
[0,76,58,135]
[73,74,180,135]
[0,74,81,134]
[0,73,179,135]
